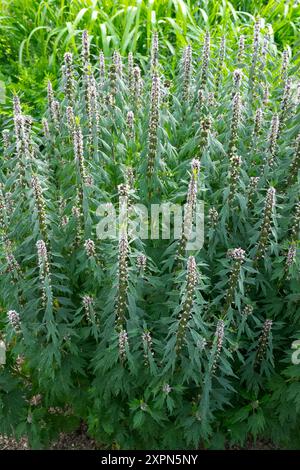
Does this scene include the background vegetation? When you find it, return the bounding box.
[1,0,300,111]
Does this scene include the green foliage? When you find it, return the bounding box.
[1,0,300,112]
[0,20,300,449]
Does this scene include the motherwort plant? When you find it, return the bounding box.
[0,24,299,450]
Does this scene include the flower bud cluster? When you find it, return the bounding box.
[212,319,225,373]
[119,329,129,362]
[63,52,74,104]
[228,91,241,158]
[99,51,105,83]
[200,31,210,87]
[133,66,142,107]
[285,243,296,270]
[7,310,21,332]
[253,108,263,137]
[36,239,52,307]
[82,295,95,323]
[182,45,192,102]
[228,154,242,201]
[84,239,96,258]
[215,36,226,92]
[126,110,135,140]
[247,176,260,208]
[151,32,159,72]
[255,187,276,260]
[142,330,154,365]
[224,248,246,313]
[177,160,200,257]
[237,35,245,62]
[267,113,279,167]
[4,239,21,274]
[31,175,47,241]
[176,256,198,353]
[290,202,300,242]
[287,134,300,186]
[113,50,123,77]
[208,207,219,228]
[256,319,272,363]
[136,253,147,272]
[147,72,160,176]
[281,48,289,81]
[116,233,129,331]
[2,129,10,151]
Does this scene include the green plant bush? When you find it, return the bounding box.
[0,21,300,449]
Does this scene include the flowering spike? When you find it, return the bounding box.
[255,187,276,261]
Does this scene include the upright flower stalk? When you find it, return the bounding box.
[211,319,225,373]
[81,30,90,70]
[280,77,292,124]
[286,134,300,187]
[260,28,270,71]
[42,118,50,139]
[281,48,289,81]
[228,155,242,202]
[99,50,105,83]
[200,31,210,88]
[47,81,55,121]
[4,239,21,276]
[223,248,246,315]
[115,184,129,331]
[253,108,263,139]
[263,85,269,108]
[126,111,135,140]
[232,69,242,98]
[118,329,129,362]
[7,310,21,333]
[182,44,192,103]
[115,232,129,332]
[87,73,100,152]
[73,121,87,239]
[142,330,154,366]
[175,256,198,354]
[147,72,160,177]
[266,113,279,168]
[31,175,48,242]
[208,207,219,229]
[150,31,159,72]
[214,36,226,93]
[290,202,300,242]
[113,50,123,77]
[36,240,52,308]
[247,176,260,208]
[63,52,74,105]
[254,187,276,261]
[199,116,212,156]
[237,35,245,63]
[2,129,10,152]
[109,61,117,104]
[127,51,134,95]
[177,159,200,258]
[82,295,96,324]
[73,121,87,184]
[228,89,241,158]
[285,243,296,274]
[255,319,272,364]
[133,66,142,107]
[249,18,261,88]
[84,238,96,259]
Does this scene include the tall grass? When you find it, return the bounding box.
[0,1,299,115]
